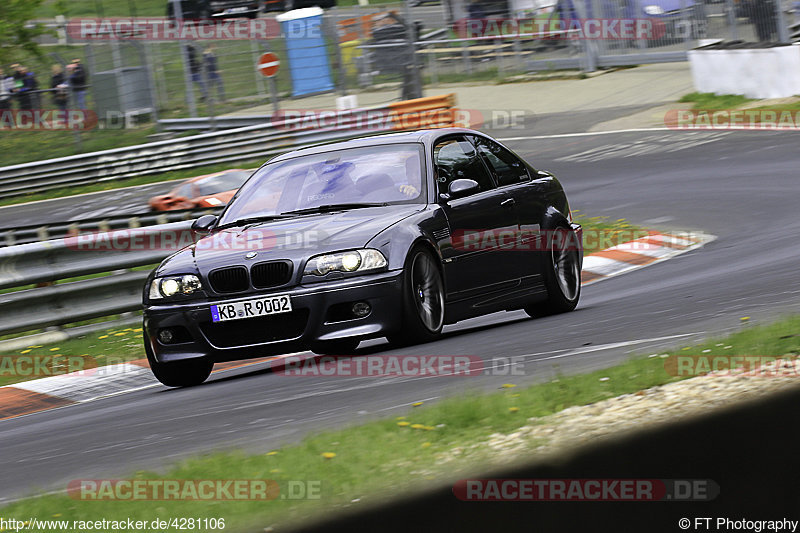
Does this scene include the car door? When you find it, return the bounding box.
[434,135,522,302]
[470,134,550,283]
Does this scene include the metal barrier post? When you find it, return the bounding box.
[777,0,789,42]
[725,0,739,40]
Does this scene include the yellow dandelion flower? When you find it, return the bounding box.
[412,401,423,407]
[266,451,278,456]
[423,425,436,431]
[397,421,410,427]
[740,316,750,321]
[508,407,520,413]
[410,423,425,429]
[396,416,406,420]
[49,347,60,352]
[501,383,516,389]
[114,332,127,336]
[98,335,109,339]
[134,328,143,332]
[20,349,31,354]
[421,442,431,448]
[322,452,336,459]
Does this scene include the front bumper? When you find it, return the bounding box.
[144,270,404,363]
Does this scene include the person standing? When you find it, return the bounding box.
[0,67,13,112]
[51,64,69,111]
[187,45,208,101]
[203,45,225,102]
[15,66,38,110]
[67,58,88,109]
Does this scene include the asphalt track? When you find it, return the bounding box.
[0,104,671,229]
[2,128,800,505]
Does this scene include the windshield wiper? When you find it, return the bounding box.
[280,203,388,216]
[215,214,293,230]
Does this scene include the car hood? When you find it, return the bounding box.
[159,204,424,276]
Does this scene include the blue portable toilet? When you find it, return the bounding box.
[276,7,335,97]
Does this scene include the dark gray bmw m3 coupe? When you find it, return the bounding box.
[143,128,582,386]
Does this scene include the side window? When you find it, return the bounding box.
[176,183,195,198]
[472,136,530,187]
[433,138,494,197]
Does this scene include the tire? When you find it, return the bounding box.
[387,246,445,346]
[525,224,581,318]
[144,334,213,387]
[310,338,360,355]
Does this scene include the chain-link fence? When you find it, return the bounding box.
[3,0,797,128]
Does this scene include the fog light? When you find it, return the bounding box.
[352,302,371,318]
[158,328,175,344]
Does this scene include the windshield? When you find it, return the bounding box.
[219,143,426,225]
[194,170,251,196]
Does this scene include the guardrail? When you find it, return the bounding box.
[0,207,221,247]
[0,221,193,348]
[0,93,457,199]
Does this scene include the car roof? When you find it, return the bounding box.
[268,127,484,163]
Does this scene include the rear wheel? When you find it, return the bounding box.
[387,247,445,346]
[525,225,581,318]
[144,334,213,387]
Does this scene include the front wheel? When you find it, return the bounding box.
[387,247,445,346]
[145,334,213,387]
[525,225,581,318]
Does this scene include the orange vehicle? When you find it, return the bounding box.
[148,169,254,211]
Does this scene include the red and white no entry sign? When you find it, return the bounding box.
[258,52,280,77]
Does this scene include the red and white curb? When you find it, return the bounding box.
[581,231,715,285]
[0,231,714,421]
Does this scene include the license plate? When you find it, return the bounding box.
[211,294,292,323]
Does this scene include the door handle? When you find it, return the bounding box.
[500,198,515,207]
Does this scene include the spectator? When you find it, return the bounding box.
[744,0,778,41]
[14,66,38,110]
[66,58,88,109]
[50,64,69,111]
[186,45,208,101]
[203,45,225,102]
[0,68,13,112]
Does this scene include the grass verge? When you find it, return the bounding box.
[3,314,799,530]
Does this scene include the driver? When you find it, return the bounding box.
[304,161,360,204]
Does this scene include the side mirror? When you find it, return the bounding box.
[191,214,218,234]
[444,178,480,201]
[535,170,552,179]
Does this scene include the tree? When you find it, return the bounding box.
[0,0,54,66]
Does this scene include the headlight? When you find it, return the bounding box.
[644,5,665,15]
[149,274,203,300]
[305,249,388,276]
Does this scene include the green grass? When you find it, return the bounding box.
[678,92,754,110]
[4,313,800,531]
[0,322,145,387]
